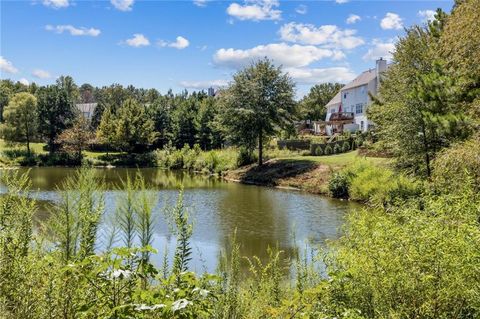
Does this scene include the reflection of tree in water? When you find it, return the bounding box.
[15,167,223,191]
[215,184,297,273]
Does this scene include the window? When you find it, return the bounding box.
[330,107,336,113]
[344,93,347,99]
[355,103,363,114]
[360,121,364,131]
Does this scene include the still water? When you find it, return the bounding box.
[5,167,357,273]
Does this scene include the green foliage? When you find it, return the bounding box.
[221,58,296,165]
[314,146,323,156]
[1,168,480,318]
[47,167,105,261]
[432,136,480,193]
[333,143,342,154]
[328,171,351,198]
[236,146,257,167]
[298,82,344,121]
[369,8,476,177]
[0,92,38,156]
[36,84,76,154]
[111,98,158,152]
[327,186,480,318]
[324,145,333,155]
[342,141,351,153]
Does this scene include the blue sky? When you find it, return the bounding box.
[1,0,453,97]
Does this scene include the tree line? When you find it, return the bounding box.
[0,60,344,166]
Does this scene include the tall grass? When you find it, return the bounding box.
[1,167,479,318]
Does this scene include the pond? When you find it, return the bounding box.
[3,167,358,273]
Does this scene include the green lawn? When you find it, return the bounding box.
[276,150,391,167]
[0,140,48,155]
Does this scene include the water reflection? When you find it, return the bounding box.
[3,167,356,273]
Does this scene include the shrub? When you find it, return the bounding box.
[237,147,257,167]
[328,171,350,198]
[333,144,342,154]
[324,145,333,155]
[347,161,421,205]
[432,137,480,193]
[342,141,351,153]
[314,146,323,156]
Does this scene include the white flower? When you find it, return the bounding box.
[135,303,166,311]
[171,299,192,312]
[192,287,209,297]
[111,269,132,279]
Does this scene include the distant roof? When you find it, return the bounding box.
[342,69,377,91]
[76,103,97,113]
[324,68,378,108]
[326,91,341,107]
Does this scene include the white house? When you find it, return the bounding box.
[75,103,97,121]
[314,58,387,136]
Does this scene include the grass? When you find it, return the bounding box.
[0,140,121,166]
[273,149,391,167]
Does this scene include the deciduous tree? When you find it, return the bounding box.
[0,92,38,156]
[221,59,296,166]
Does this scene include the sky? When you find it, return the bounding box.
[1,0,454,97]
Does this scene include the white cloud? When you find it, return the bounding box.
[346,14,361,24]
[380,12,403,30]
[213,43,345,69]
[180,79,228,89]
[295,4,307,15]
[45,25,101,37]
[418,10,436,23]
[124,34,150,47]
[42,0,69,9]
[19,78,30,86]
[32,69,51,79]
[227,0,281,21]
[193,0,208,7]
[158,36,190,49]
[279,22,364,49]
[285,67,356,85]
[363,39,395,61]
[335,0,348,4]
[111,0,134,11]
[0,56,18,74]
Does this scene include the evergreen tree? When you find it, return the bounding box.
[36,85,76,154]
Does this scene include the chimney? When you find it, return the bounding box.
[376,57,387,87]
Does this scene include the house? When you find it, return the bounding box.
[314,58,387,136]
[76,103,97,121]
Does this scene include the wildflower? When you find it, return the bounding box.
[171,299,192,312]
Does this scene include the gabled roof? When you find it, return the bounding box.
[342,69,376,91]
[325,69,377,108]
[326,91,341,107]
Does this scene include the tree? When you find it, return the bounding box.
[196,97,224,150]
[56,116,95,160]
[0,93,38,156]
[96,105,117,151]
[221,59,296,165]
[56,76,79,103]
[100,99,157,152]
[36,85,76,154]
[368,10,471,176]
[149,97,172,148]
[298,83,344,121]
[172,97,198,149]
